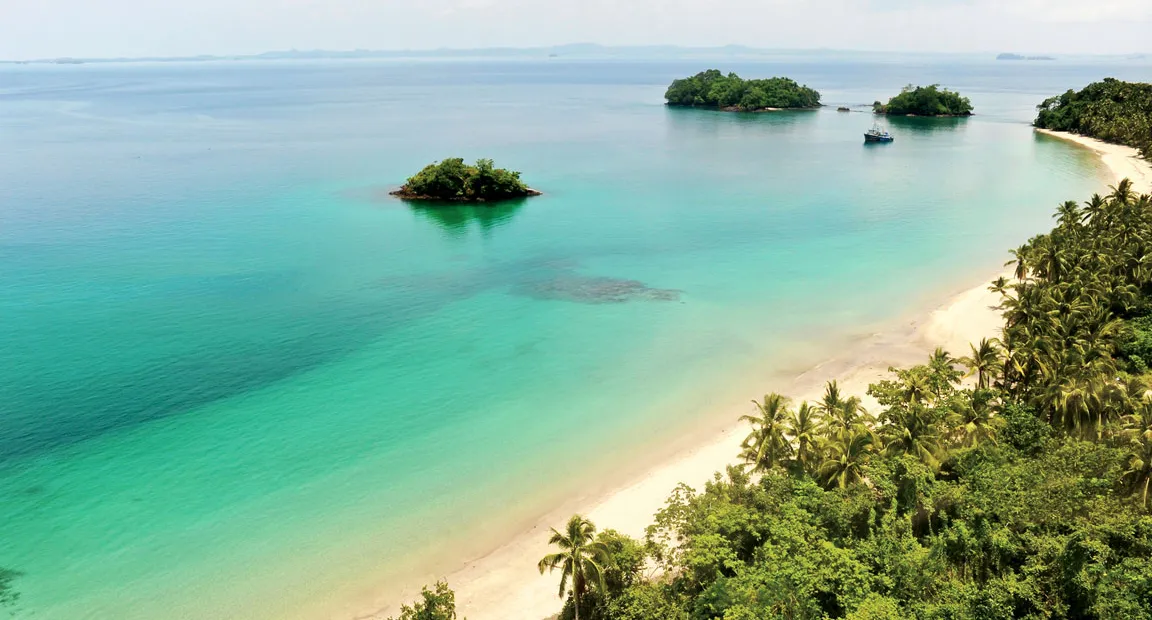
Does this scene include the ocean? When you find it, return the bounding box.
[0,55,1145,618]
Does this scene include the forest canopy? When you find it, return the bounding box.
[664,70,822,111]
[1034,78,1152,159]
[391,158,540,202]
[873,84,974,116]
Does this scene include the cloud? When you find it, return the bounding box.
[438,0,498,16]
[990,0,1152,21]
[0,0,1149,58]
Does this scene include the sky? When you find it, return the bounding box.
[1,0,1150,59]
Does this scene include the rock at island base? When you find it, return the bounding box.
[389,187,542,203]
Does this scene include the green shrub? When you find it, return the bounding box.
[1119,315,1152,373]
[388,581,459,620]
[400,158,532,201]
[1000,401,1052,455]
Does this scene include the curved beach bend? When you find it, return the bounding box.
[372,138,1152,620]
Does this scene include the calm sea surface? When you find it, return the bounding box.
[1,56,1147,618]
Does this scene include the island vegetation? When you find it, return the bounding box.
[664,70,821,112]
[390,158,540,202]
[396,180,1152,620]
[1034,78,1152,159]
[873,84,973,116]
[386,581,461,620]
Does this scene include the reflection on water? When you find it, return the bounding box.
[407,198,528,236]
[664,105,817,137]
[883,114,971,134]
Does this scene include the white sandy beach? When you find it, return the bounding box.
[1036,129,1152,194]
[370,130,1152,620]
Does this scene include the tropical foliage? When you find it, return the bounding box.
[873,84,974,116]
[539,515,612,620]
[1034,79,1152,159]
[393,158,536,202]
[386,580,460,620]
[664,70,821,111]
[738,394,793,472]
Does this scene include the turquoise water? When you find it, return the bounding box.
[0,57,1141,618]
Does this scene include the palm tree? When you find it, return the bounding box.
[927,347,962,398]
[1004,246,1029,281]
[1038,242,1068,281]
[739,393,793,473]
[960,338,1003,390]
[818,426,875,489]
[899,370,934,406]
[989,275,1011,297]
[1110,178,1135,205]
[786,402,821,474]
[1040,374,1102,438]
[953,391,1001,447]
[1055,200,1082,231]
[817,381,866,438]
[881,404,946,471]
[1121,401,1152,510]
[538,515,609,620]
[1083,193,1107,226]
[816,380,845,417]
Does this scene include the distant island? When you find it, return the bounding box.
[664,70,821,112]
[1034,78,1152,159]
[997,53,1056,61]
[390,158,541,202]
[873,84,973,116]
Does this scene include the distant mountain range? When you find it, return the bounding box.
[2,45,1148,65]
[2,44,869,65]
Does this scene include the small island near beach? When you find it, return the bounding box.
[1034,78,1152,159]
[873,84,974,116]
[664,70,821,112]
[390,157,541,202]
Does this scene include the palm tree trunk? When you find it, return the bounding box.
[573,588,580,620]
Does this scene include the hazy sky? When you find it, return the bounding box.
[2,0,1151,59]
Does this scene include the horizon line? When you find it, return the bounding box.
[4,43,1149,65]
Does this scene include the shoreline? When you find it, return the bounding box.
[388,188,543,201]
[874,112,973,117]
[368,129,1152,620]
[1034,128,1151,193]
[417,270,1004,620]
[666,103,822,113]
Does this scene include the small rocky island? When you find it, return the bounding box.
[664,70,821,112]
[391,158,541,202]
[873,84,973,117]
